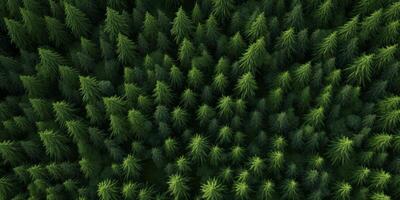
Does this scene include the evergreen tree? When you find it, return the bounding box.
[235,72,257,98]
[64,2,91,37]
[346,54,374,85]
[117,33,136,65]
[247,13,268,42]
[239,37,266,73]
[4,18,30,49]
[39,130,70,160]
[97,179,120,200]
[211,0,234,20]
[167,174,190,200]
[327,137,353,165]
[105,7,129,39]
[171,7,192,42]
[45,16,70,47]
[201,178,225,200]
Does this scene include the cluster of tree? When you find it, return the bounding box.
[0,0,399,199]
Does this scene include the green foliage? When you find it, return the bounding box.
[117,33,136,65]
[247,13,267,42]
[97,179,120,200]
[39,130,70,160]
[1,1,400,200]
[239,37,266,73]
[346,54,375,85]
[328,137,353,165]
[171,7,192,42]
[105,7,129,39]
[235,72,257,98]
[201,178,224,200]
[64,2,91,37]
[4,18,30,49]
[167,174,190,200]
[212,0,234,20]
[122,154,141,178]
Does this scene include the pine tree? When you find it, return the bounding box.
[178,38,195,67]
[97,179,120,200]
[167,174,190,200]
[285,4,304,30]
[105,7,129,39]
[39,130,70,160]
[239,37,266,73]
[143,12,158,39]
[45,16,70,47]
[171,7,192,42]
[117,33,136,65]
[235,72,257,98]
[211,0,234,20]
[277,28,297,59]
[79,76,101,103]
[247,13,268,42]
[188,134,209,163]
[316,31,337,58]
[315,0,334,26]
[4,18,30,49]
[153,81,173,105]
[20,8,47,43]
[327,137,353,165]
[64,2,91,37]
[201,178,225,200]
[37,48,66,78]
[0,141,24,165]
[346,54,374,85]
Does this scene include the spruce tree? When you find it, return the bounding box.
[171,7,192,42]
[64,2,91,37]
[239,37,266,73]
[117,33,136,65]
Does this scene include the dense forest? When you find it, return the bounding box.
[0,0,400,199]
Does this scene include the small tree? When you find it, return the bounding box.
[64,2,91,37]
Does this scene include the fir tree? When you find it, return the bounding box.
[235,72,257,98]
[211,0,234,20]
[117,33,136,65]
[167,174,190,200]
[105,7,129,39]
[239,37,266,73]
[4,18,30,49]
[247,13,268,42]
[171,7,192,42]
[97,179,120,200]
[201,178,225,200]
[64,2,91,37]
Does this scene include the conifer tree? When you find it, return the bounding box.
[346,54,374,85]
[79,76,101,103]
[171,7,192,42]
[39,130,70,160]
[45,16,70,47]
[211,0,234,20]
[201,178,224,200]
[327,137,353,165]
[277,28,297,59]
[1,1,400,199]
[4,18,30,49]
[239,37,266,73]
[64,2,91,37]
[167,174,190,200]
[117,33,136,65]
[20,8,47,43]
[235,72,257,98]
[178,38,195,67]
[97,179,120,200]
[247,13,268,42]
